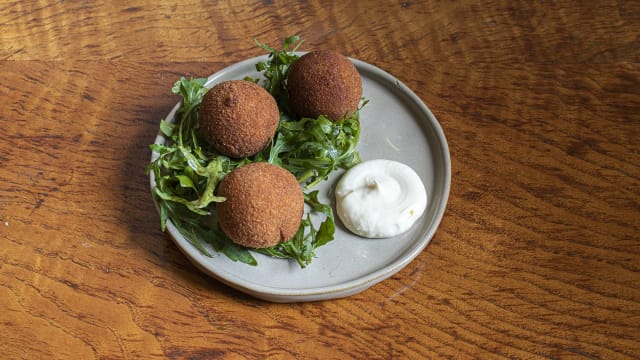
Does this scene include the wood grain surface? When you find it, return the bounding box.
[1,1,639,359]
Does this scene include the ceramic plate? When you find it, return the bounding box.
[150,55,451,302]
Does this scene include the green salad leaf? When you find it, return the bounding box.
[269,106,365,189]
[253,34,303,113]
[147,35,366,268]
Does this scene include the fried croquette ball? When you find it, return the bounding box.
[287,50,362,121]
[216,162,304,249]
[199,80,279,158]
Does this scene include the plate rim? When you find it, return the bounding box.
[149,55,451,302]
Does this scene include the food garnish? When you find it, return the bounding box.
[147,35,365,267]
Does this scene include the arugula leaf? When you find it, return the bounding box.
[304,190,335,247]
[267,112,362,189]
[253,34,302,113]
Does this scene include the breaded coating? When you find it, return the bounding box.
[287,50,362,121]
[216,162,304,249]
[199,80,279,158]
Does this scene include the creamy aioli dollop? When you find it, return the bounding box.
[335,159,427,238]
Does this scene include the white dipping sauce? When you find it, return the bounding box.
[335,159,427,238]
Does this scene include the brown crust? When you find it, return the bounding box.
[199,80,279,158]
[287,50,362,121]
[216,162,304,249]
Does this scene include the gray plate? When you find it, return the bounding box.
[150,55,451,302]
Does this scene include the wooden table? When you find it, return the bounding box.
[1,1,638,358]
